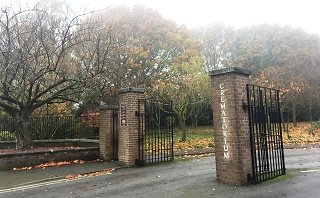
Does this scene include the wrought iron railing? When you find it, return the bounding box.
[0,116,98,141]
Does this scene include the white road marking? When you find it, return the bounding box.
[301,169,320,173]
[0,170,114,194]
[0,177,84,193]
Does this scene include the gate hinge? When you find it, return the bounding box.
[242,100,248,111]
[247,173,253,182]
[135,111,140,116]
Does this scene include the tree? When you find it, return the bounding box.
[0,5,112,149]
[94,6,196,91]
[189,96,212,127]
[70,5,194,113]
[299,62,320,134]
[158,55,207,141]
[233,25,320,128]
[32,102,72,116]
[191,22,236,71]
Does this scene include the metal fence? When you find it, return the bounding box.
[0,116,98,141]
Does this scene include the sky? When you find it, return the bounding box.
[66,0,320,35]
[2,0,320,35]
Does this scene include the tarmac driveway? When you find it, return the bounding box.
[1,148,320,198]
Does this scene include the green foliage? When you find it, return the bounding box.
[0,116,15,141]
[173,126,214,150]
[165,116,176,126]
[312,121,320,128]
[174,127,213,140]
[308,121,320,134]
[0,131,16,141]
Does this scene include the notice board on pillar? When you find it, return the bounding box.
[120,103,128,126]
[120,103,128,127]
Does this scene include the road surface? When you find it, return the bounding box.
[1,148,320,198]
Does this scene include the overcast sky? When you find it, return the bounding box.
[66,0,320,35]
[2,0,320,35]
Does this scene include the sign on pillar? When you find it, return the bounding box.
[209,67,252,186]
[120,103,127,127]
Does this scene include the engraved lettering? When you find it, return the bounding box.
[220,83,229,159]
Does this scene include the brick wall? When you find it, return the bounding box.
[118,88,145,166]
[0,147,99,171]
[210,67,252,185]
[99,105,118,160]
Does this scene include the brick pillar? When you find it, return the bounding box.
[209,67,252,186]
[99,105,119,161]
[118,88,145,166]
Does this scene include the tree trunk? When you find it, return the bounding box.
[286,110,291,139]
[280,107,287,132]
[180,118,186,142]
[15,114,33,150]
[292,103,297,127]
[309,106,314,135]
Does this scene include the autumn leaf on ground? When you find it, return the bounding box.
[87,168,115,177]
[179,153,215,158]
[13,160,86,171]
[65,174,82,179]
[283,122,320,145]
[13,166,32,171]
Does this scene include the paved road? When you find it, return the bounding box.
[1,149,320,198]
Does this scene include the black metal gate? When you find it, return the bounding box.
[112,109,119,160]
[246,84,285,183]
[136,99,174,165]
